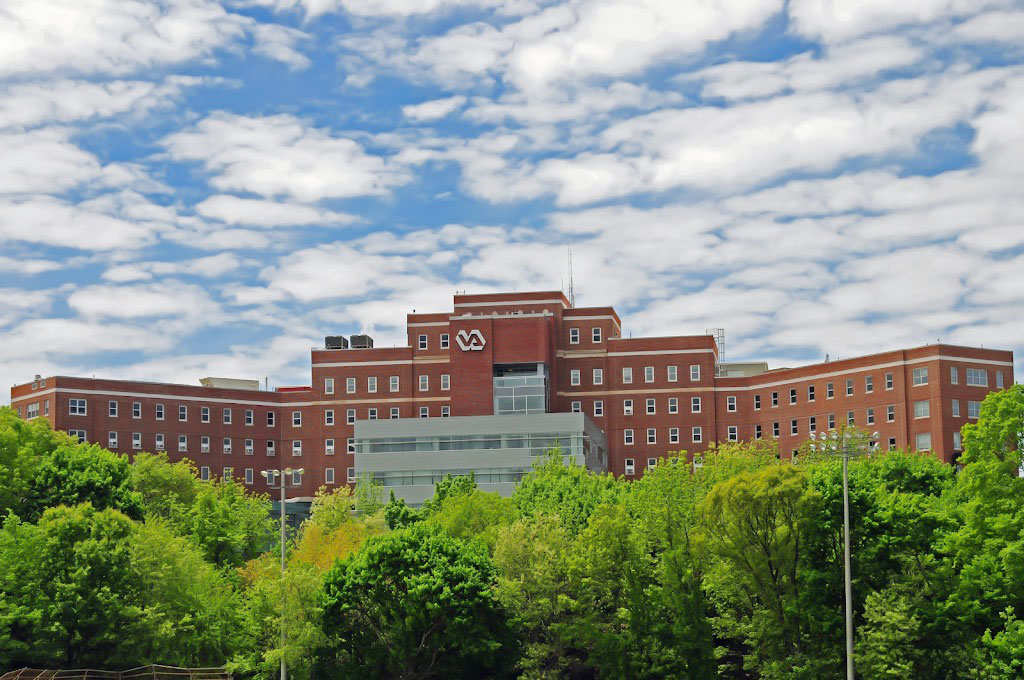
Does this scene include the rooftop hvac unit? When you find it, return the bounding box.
[350,334,374,349]
[325,335,349,350]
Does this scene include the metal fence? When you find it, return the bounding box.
[1,665,230,680]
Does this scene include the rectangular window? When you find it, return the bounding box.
[267,411,275,427]
[790,388,797,405]
[771,391,779,407]
[24,403,37,419]
[420,406,429,418]
[178,435,187,452]
[826,382,834,399]
[622,367,633,384]
[108,400,118,417]
[66,429,85,443]
[267,441,275,456]
[346,409,356,424]
[845,379,854,396]
[440,333,449,349]
[224,438,232,454]
[952,399,960,417]
[592,327,602,343]
[571,401,581,413]
[773,421,780,438]
[885,372,894,390]
[347,467,356,483]
[953,432,962,451]
[569,328,580,344]
[223,408,232,425]
[668,398,678,414]
[440,405,450,418]
[646,398,656,415]
[179,405,187,421]
[809,416,817,432]
[70,398,87,415]
[692,426,702,443]
[727,395,737,412]
[808,385,815,402]
[644,366,655,383]
[390,376,400,392]
[346,377,356,394]
[325,377,334,394]
[996,371,1004,389]
[966,368,988,386]
[791,419,798,436]
[847,411,855,426]
[155,433,164,450]
[43,400,48,416]
[914,400,930,419]
[418,334,428,350]
[828,413,835,429]
[755,424,762,439]
[201,406,210,423]
[108,432,118,449]
[866,408,875,425]
[132,432,141,450]
[326,438,335,455]
[912,367,928,386]
[594,400,604,417]
[368,408,378,420]
[669,427,680,443]
[623,399,634,416]
[667,365,678,382]
[647,428,656,444]
[291,470,302,486]
[367,376,377,393]
[727,425,738,441]
[624,429,634,445]
[648,457,657,469]
[390,407,400,419]
[865,375,874,393]
[950,366,959,384]
[625,458,635,475]
[325,468,335,485]
[325,409,334,426]
[201,436,210,453]
[245,439,254,455]
[754,394,761,410]
[419,375,429,391]
[570,370,581,386]
[245,409,253,426]
[292,411,301,427]
[887,405,895,422]
[200,466,209,482]
[348,438,356,454]
[915,433,932,451]
[888,437,896,451]
[691,397,701,413]
[245,468,254,485]
[223,468,233,481]
[132,401,141,418]
[155,403,164,420]
[292,440,302,456]
[593,368,603,385]
[690,365,700,381]
[968,401,981,419]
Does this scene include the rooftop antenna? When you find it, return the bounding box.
[567,248,576,307]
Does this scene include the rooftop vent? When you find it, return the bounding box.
[350,334,374,349]
[325,335,349,350]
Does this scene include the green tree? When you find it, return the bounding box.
[318,523,517,679]
[513,450,623,535]
[130,451,201,520]
[353,473,385,515]
[425,488,514,549]
[384,490,421,530]
[187,478,274,569]
[0,407,55,518]
[421,472,476,515]
[855,585,924,679]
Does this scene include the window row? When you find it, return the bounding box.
[329,405,451,424]
[324,374,451,394]
[196,467,310,486]
[71,399,277,426]
[567,364,702,387]
[416,333,451,350]
[949,366,1004,389]
[622,426,704,445]
[568,327,607,344]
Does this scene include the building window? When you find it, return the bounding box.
[571,401,581,413]
[347,467,356,483]
[771,391,779,407]
[179,405,187,421]
[245,439,254,455]
[809,416,817,432]
[885,372,894,390]
[441,406,451,418]
[267,411,276,426]
[866,409,875,425]
[347,409,356,424]
[790,388,797,405]
[132,432,141,450]
[291,470,302,486]
[912,367,929,386]
[368,376,377,393]
[847,411,855,426]
[950,366,958,384]
[625,458,635,475]
[622,367,633,384]
[569,328,580,344]
[108,400,118,417]
[648,457,657,469]
[245,468,254,485]
[845,379,854,396]
[668,398,678,414]
[691,397,701,413]
[201,406,210,423]
[440,374,451,390]
[952,399,960,417]
[224,438,232,454]
[348,438,356,454]
[754,394,761,410]
[593,368,603,385]
[727,396,737,412]
[570,370,581,386]
[267,441,275,456]
[594,400,604,417]
[728,426,738,442]
[644,366,654,383]
[325,468,335,485]
[245,409,254,426]
[346,377,356,394]
[624,429,634,445]
[826,382,834,399]
[967,401,981,419]
[222,468,233,481]
[669,427,680,443]
[592,327,602,343]
[690,365,700,381]
[390,376,400,392]
[68,430,87,443]
[292,411,301,426]
[754,424,762,439]
[326,439,335,455]
[647,428,657,444]
[692,427,702,443]
[791,419,798,436]
[292,440,302,456]
[325,409,334,426]
[156,403,164,420]
[440,333,450,349]
[200,466,210,482]
[420,406,429,418]
[996,371,1004,389]
[865,375,874,393]
[887,405,895,422]
[178,435,187,452]
[828,413,835,429]
[915,433,931,451]
[70,398,87,415]
[953,432,962,451]
[808,385,815,402]
[368,408,378,420]
[419,375,429,391]
[26,403,38,419]
[108,432,118,449]
[667,365,678,382]
[418,334,428,350]
[132,401,141,418]
[201,436,210,453]
[646,398,656,415]
[224,408,232,425]
[155,433,164,450]
[966,368,988,387]
[914,400,930,419]
[623,399,634,416]
[325,378,334,394]
[390,407,400,419]
[888,437,897,451]
[772,422,780,438]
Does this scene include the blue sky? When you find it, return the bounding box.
[2,0,1023,396]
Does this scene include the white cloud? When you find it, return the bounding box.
[251,23,313,70]
[195,195,357,227]
[162,113,410,201]
[2,318,173,357]
[952,10,1024,43]
[0,257,63,275]
[67,281,221,319]
[0,194,162,251]
[402,95,467,121]
[102,253,248,282]
[787,0,1010,43]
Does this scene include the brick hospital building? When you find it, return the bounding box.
[10,291,1015,502]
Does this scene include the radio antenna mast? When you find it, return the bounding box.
[567,248,576,307]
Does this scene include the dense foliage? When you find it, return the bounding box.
[0,382,1022,678]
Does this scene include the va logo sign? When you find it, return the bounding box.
[456,329,486,351]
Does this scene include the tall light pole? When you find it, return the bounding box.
[261,466,303,680]
[809,430,877,680]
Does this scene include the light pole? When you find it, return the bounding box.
[809,430,877,680]
[261,466,304,680]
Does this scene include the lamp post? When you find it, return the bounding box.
[809,430,877,680]
[261,467,304,680]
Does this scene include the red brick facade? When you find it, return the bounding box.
[9,291,1015,492]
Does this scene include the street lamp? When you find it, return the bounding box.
[809,430,877,680]
[261,467,304,680]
